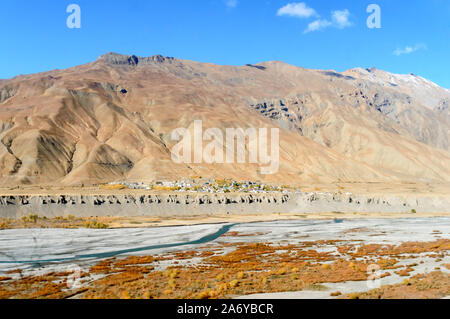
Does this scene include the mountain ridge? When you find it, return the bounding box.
[0,53,449,187]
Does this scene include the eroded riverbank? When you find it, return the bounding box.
[1,192,450,220]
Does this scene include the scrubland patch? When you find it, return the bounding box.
[0,238,448,299]
[342,271,450,299]
[0,216,110,229]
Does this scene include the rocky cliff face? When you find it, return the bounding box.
[0,53,449,187]
[0,193,293,218]
[2,192,449,218]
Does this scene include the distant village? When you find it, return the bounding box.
[101,178,295,194]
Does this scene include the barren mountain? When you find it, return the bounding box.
[0,52,449,187]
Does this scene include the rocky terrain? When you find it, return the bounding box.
[0,53,449,187]
[1,191,449,219]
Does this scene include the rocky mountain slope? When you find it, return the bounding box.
[0,52,449,187]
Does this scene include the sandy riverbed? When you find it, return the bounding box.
[0,216,448,299]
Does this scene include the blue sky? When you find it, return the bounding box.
[1,0,449,87]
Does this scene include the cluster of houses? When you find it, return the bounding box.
[105,179,293,194]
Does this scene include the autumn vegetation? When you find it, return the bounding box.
[0,237,448,299]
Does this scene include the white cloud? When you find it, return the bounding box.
[304,19,332,33]
[277,2,318,18]
[303,9,353,33]
[393,44,427,56]
[332,9,352,28]
[277,4,353,34]
[225,0,238,8]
